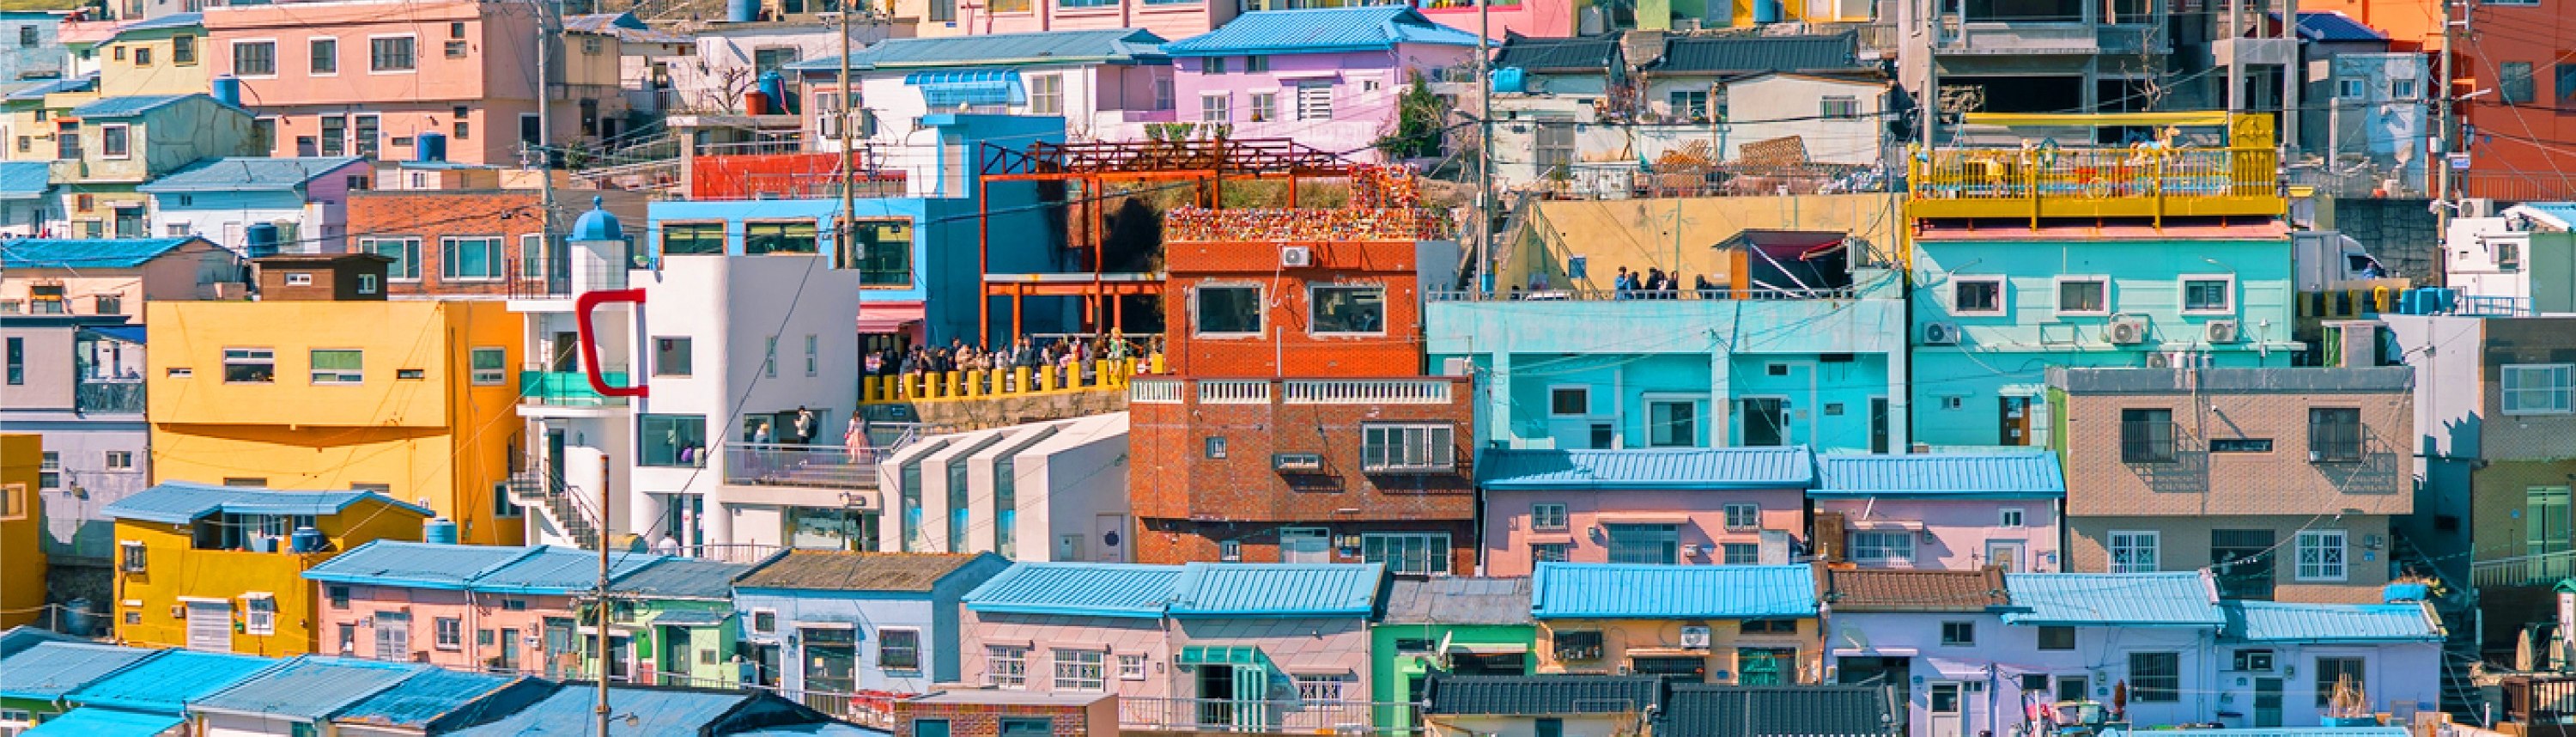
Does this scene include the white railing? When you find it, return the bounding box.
[688,543,792,564]
[1117,697,1420,735]
[1130,379,1183,404]
[2471,550,2576,588]
[1197,380,1273,405]
[1284,380,1452,405]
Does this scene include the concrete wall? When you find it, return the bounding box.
[1505,194,1905,290]
[1170,616,1374,701]
[1826,612,2221,734]
[2065,514,2395,603]
[960,611,1172,698]
[2319,198,2439,281]
[1481,486,1805,576]
[1813,496,2063,572]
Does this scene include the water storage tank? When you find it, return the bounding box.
[726,0,757,22]
[290,526,326,553]
[210,76,240,107]
[1492,67,1526,94]
[744,88,772,116]
[1753,0,1783,22]
[245,223,281,258]
[63,598,93,636]
[414,131,447,162]
[758,70,794,114]
[424,518,459,545]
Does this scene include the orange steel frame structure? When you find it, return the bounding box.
[974,137,1355,340]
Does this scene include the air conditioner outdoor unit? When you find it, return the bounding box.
[1441,356,1472,377]
[1922,321,1960,345]
[2106,317,2148,344]
[2206,320,2241,344]
[1680,626,1712,649]
[2462,198,2497,218]
[1280,246,1312,268]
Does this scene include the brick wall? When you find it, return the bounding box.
[1161,238,1429,378]
[891,699,1096,737]
[345,191,547,297]
[2057,385,2412,518]
[2064,513,2393,604]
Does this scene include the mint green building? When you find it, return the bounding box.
[597,557,751,688]
[1370,578,1536,733]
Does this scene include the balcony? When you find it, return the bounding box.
[1906,137,2283,222]
[2471,550,2576,588]
[1117,697,1419,735]
[720,443,882,490]
[76,380,144,414]
[859,357,1151,405]
[520,367,629,409]
[1935,21,2100,55]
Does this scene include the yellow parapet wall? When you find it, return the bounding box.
[860,356,1161,405]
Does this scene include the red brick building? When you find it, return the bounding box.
[343,188,647,297]
[1127,205,1477,575]
[891,691,1119,736]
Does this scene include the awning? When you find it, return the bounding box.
[1846,520,1924,531]
[1178,645,1267,667]
[1444,643,1530,655]
[905,70,1024,107]
[24,708,185,736]
[1963,111,2234,128]
[82,325,147,344]
[644,608,731,627]
[855,302,926,334]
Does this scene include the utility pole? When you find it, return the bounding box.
[593,460,612,737]
[1476,0,1492,295]
[535,0,562,270]
[837,7,857,269]
[1920,0,1938,146]
[2433,0,2458,289]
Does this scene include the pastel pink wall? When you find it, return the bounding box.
[960,611,1174,699]
[316,583,577,672]
[1481,487,1807,576]
[1171,618,1373,698]
[937,0,1237,40]
[1418,3,1578,40]
[1171,44,1473,163]
[1813,497,2063,572]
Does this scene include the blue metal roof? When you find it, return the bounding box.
[1530,563,1820,619]
[0,161,48,198]
[1163,5,1479,57]
[1169,563,1383,618]
[2509,202,2576,229]
[0,643,157,700]
[330,669,549,729]
[70,94,206,119]
[101,481,433,525]
[106,12,201,38]
[963,563,1183,618]
[470,546,661,595]
[0,624,82,658]
[303,540,543,590]
[0,237,209,270]
[1479,447,1817,490]
[1811,452,2064,498]
[19,707,185,737]
[2293,11,2386,42]
[137,156,366,193]
[2002,573,2224,627]
[193,655,426,721]
[6,72,94,101]
[447,685,768,737]
[2223,601,2442,643]
[568,196,624,242]
[787,28,1165,72]
[68,649,278,713]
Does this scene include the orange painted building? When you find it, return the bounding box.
[2300,0,2576,199]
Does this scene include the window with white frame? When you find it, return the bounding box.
[1309,285,1386,334]
[2182,276,2233,313]
[1952,276,2004,315]
[1722,502,1760,532]
[1295,674,1351,703]
[1200,93,1230,123]
[2000,508,2025,527]
[878,629,921,670]
[224,348,276,383]
[2503,364,2574,415]
[1361,532,1450,575]
[441,236,505,280]
[363,237,422,281]
[309,349,363,384]
[1849,531,1913,563]
[233,40,276,76]
[434,616,462,649]
[244,595,276,635]
[2108,530,2160,573]
[1052,649,1106,691]
[2296,530,2348,582]
[1249,91,1279,122]
[370,35,416,71]
[1531,502,1569,532]
[2057,277,2109,315]
[1028,74,1064,116]
[1117,654,1147,680]
[1361,423,1453,472]
[100,124,130,158]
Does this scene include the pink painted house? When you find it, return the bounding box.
[1809,452,2066,573]
[1163,5,1479,162]
[203,0,637,166]
[1418,0,1579,40]
[897,0,1236,42]
[1477,448,1815,576]
[304,541,661,679]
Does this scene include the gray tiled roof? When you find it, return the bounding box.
[1493,34,1619,72]
[1658,684,1895,737]
[1425,675,1662,716]
[1382,577,1533,625]
[1649,33,1861,76]
[737,551,988,592]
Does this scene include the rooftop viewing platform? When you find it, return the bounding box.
[1907,112,2285,225]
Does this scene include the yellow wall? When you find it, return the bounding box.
[1,435,45,630]
[1534,617,1825,684]
[1504,194,1905,292]
[148,300,524,545]
[97,29,214,98]
[112,496,423,655]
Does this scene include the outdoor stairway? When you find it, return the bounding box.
[509,472,601,551]
[2394,533,2489,722]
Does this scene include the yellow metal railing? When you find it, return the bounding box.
[858,355,1163,405]
[1906,113,2285,225]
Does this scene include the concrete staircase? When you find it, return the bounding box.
[509,472,601,551]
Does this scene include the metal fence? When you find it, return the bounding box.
[1117,697,1420,735]
[721,442,884,489]
[1426,287,1858,302]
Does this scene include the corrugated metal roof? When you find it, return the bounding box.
[1658,684,1893,737]
[2002,573,2223,627]
[1531,563,1818,619]
[471,547,661,595]
[1382,577,1534,625]
[18,707,185,737]
[738,551,996,592]
[616,557,753,600]
[110,12,200,34]
[731,723,894,737]
[1493,34,1620,72]
[302,540,539,590]
[963,562,1182,618]
[1169,563,1384,618]
[1479,447,1816,490]
[0,237,209,270]
[70,94,207,118]
[1823,569,2011,612]
[137,156,366,193]
[2223,601,2442,643]
[330,669,551,729]
[0,643,157,700]
[1163,5,1478,56]
[447,686,787,737]
[1424,674,1662,715]
[2293,11,2386,42]
[2506,202,2576,229]
[6,72,94,101]
[102,481,433,524]
[1650,33,1860,76]
[68,649,277,712]
[193,656,425,720]
[787,28,1164,72]
[0,625,82,658]
[0,161,49,197]
[562,11,691,43]
[1812,452,2063,498]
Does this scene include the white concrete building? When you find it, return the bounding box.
[787,28,1174,150]
[2442,203,2576,316]
[879,413,1130,562]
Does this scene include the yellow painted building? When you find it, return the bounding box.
[1530,563,1826,685]
[94,17,214,99]
[1,435,46,630]
[104,481,428,655]
[147,297,526,545]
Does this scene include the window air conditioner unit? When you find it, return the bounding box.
[1280,246,1312,268]
[1272,453,1324,472]
[1680,544,1704,557]
[2205,320,2241,344]
[1679,626,1712,649]
[1922,322,1960,345]
[2105,317,2148,345]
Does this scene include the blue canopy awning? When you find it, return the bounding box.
[82,325,147,344]
[23,708,185,737]
[905,69,1024,107]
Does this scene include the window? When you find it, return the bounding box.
[100,124,129,158]
[1242,56,1269,73]
[1249,92,1278,122]
[470,347,506,385]
[3,338,17,385]
[752,611,778,634]
[2394,77,2421,100]
[2108,530,2160,573]
[1647,399,1697,448]
[1953,277,2003,314]
[654,338,692,376]
[439,236,504,280]
[1052,649,1106,691]
[1200,93,1230,123]
[434,617,462,649]
[1737,648,1793,685]
[2129,653,2180,702]
[2336,78,2366,99]
[2503,364,2574,414]
[362,237,422,281]
[805,335,819,376]
[1669,89,1709,119]
[327,585,350,609]
[519,234,546,279]
[659,222,726,257]
[1204,57,1227,74]
[95,294,123,314]
[0,484,20,521]
[2000,508,2026,527]
[1607,524,1679,564]
[2308,408,2364,461]
[309,350,363,384]
[744,221,818,254]
[2211,438,2275,453]
[851,220,914,287]
[2037,626,2075,650]
[1362,423,1454,472]
[639,414,707,467]
[1722,503,1760,532]
[34,454,55,490]
[1552,630,1604,661]
[320,115,347,156]
[1295,674,1349,703]
[1028,74,1063,116]
[2296,530,2348,582]
[1940,621,1976,647]
[2057,277,2109,314]
[1722,543,1759,564]
[1193,285,1264,335]
[878,629,920,670]
[121,540,147,572]
[2121,408,2176,463]
[1218,539,1242,561]
[2315,657,2366,707]
[1310,285,1386,334]
[234,40,275,75]
[371,36,416,71]
[1155,78,1175,110]
[104,450,133,470]
[998,719,1052,737]
[915,719,952,737]
[2182,277,2233,313]
[1531,503,1569,532]
[1820,95,1860,119]
[1363,533,1452,575]
[54,123,77,161]
[16,25,32,46]
[2503,62,2537,104]
[244,596,276,635]
[1117,654,1147,680]
[310,38,337,74]
[225,348,276,383]
[763,337,778,378]
[1533,543,1571,562]
[1850,531,1914,563]
[1295,82,1333,120]
[1550,387,1588,416]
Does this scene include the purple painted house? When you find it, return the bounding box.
[1162,5,1477,163]
[1811,453,2066,573]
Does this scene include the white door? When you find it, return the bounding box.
[1987,540,2026,572]
[185,601,231,652]
[1927,682,1965,737]
[1281,528,1329,563]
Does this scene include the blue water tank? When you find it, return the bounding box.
[245,223,281,258]
[2429,287,2458,314]
[758,70,795,114]
[726,0,757,21]
[424,518,459,545]
[62,598,93,636]
[210,75,240,107]
[415,131,447,162]
[289,526,326,553]
[1753,0,1783,22]
[1492,67,1526,94]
